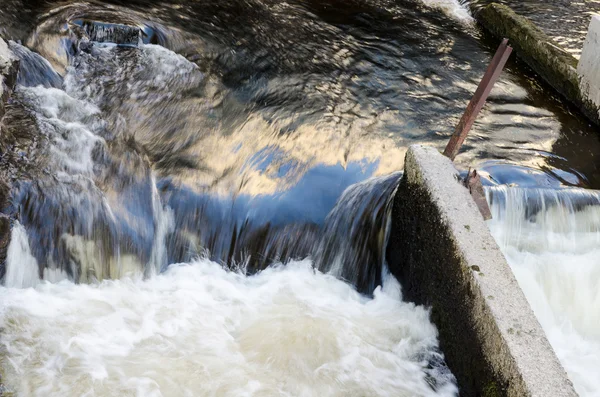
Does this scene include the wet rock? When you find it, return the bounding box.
[0,213,9,278]
[0,37,19,277]
[0,180,10,279]
[0,37,19,120]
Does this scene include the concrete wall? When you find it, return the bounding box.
[473,3,600,127]
[578,15,600,114]
[386,145,577,397]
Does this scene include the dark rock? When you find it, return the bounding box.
[0,37,18,281]
[0,213,9,279]
[0,37,20,121]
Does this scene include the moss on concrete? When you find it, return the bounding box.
[484,381,501,397]
[475,3,600,126]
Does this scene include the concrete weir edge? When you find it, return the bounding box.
[473,2,600,127]
[386,145,577,397]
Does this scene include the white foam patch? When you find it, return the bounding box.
[18,86,106,175]
[4,222,40,289]
[499,247,600,397]
[0,260,457,397]
[420,0,473,23]
[488,188,600,397]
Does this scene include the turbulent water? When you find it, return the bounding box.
[487,187,600,397]
[0,260,457,397]
[0,0,600,395]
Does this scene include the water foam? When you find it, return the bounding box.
[4,222,40,289]
[17,85,106,175]
[419,0,473,23]
[0,260,457,397]
[487,186,600,397]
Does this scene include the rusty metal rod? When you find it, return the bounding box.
[443,39,513,161]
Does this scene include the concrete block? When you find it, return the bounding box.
[474,3,600,127]
[386,145,577,397]
[578,15,600,116]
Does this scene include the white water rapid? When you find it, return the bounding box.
[0,257,457,397]
[486,186,600,397]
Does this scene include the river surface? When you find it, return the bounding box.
[0,0,599,396]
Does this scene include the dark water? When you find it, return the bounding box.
[0,0,599,292]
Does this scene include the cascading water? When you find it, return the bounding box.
[1,0,599,395]
[486,186,600,397]
[0,2,465,394]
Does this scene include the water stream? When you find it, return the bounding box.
[487,187,600,397]
[0,0,599,395]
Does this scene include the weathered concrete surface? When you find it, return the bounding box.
[386,145,577,397]
[578,16,600,115]
[474,3,600,126]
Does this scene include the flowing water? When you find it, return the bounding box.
[0,0,599,395]
[487,186,600,397]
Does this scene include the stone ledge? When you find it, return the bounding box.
[474,3,600,127]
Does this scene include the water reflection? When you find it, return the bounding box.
[0,0,599,285]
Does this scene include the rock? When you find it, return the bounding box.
[0,213,9,278]
[0,37,19,121]
[0,38,17,279]
[0,179,10,280]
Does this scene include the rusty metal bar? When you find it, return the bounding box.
[443,39,513,161]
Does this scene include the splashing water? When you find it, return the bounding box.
[486,186,600,397]
[420,0,473,23]
[4,222,40,289]
[1,0,592,394]
[0,260,457,397]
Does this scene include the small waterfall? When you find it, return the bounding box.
[4,221,40,288]
[8,41,63,89]
[315,173,401,293]
[2,24,405,293]
[146,174,174,276]
[486,186,600,397]
[486,185,600,253]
